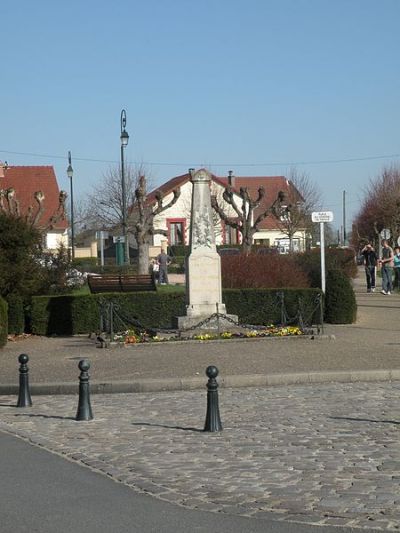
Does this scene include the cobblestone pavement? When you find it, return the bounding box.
[1,382,400,530]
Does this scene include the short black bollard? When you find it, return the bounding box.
[75,359,93,421]
[204,365,223,432]
[17,353,33,408]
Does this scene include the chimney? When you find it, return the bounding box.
[0,161,8,178]
[228,170,235,187]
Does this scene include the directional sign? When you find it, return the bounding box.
[113,236,125,244]
[311,211,334,223]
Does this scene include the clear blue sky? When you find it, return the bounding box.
[1,0,399,232]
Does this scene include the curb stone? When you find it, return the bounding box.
[1,368,400,395]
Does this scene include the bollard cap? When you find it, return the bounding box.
[18,353,29,364]
[78,359,90,372]
[206,365,219,379]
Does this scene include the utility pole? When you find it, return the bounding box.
[342,190,346,246]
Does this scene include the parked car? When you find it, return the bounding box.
[218,248,241,256]
[256,247,280,255]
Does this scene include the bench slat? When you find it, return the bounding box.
[88,274,156,294]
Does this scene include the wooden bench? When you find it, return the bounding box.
[88,274,157,294]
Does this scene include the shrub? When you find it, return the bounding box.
[0,297,7,347]
[223,288,321,326]
[30,288,324,335]
[168,245,189,257]
[169,256,185,274]
[31,292,187,335]
[6,294,25,335]
[297,248,357,285]
[221,254,310,289]
[0,212,43,298]
[324,269,356,324]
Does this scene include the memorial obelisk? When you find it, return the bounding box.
[176,168,237,330]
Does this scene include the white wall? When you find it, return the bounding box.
[46,230,68,250]
[152,180,240,246]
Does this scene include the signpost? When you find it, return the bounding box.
[312,211,334,293]
[113,236,125,266]
[95,231,109,267]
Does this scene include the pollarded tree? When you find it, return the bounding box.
[211,184,286,254]
[277,169,322,252]
[132,175,181,274]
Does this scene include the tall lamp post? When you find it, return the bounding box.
[67,151,75,260]
[120,109,129,264]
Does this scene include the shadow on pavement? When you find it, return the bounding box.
[132,421,203,432]
[331,415,400,425]
[14,413,75,421]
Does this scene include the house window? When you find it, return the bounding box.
[254,238,270,246]
[223,223,238,245]
[167,219,186,245]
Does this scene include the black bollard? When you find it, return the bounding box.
[75,359,93,421]
[17,353,33,408]
[204,365,223,432]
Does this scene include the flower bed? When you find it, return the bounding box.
[115,325,303,344]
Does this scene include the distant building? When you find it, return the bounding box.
[0,162,68,250]
[146,171,307,252]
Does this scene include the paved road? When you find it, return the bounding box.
[1,267,400,530]
[0,431,366,533]
[1,381,399,530]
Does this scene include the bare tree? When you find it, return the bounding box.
[352,164,400,250]
[132,175,180,274]
[211,183,286,255]
[83,164,145,230]
[278,169,322,252]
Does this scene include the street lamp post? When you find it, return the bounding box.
[120,109,129,265]
[67,151,75,260]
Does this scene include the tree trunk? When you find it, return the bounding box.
[138,241,150,274]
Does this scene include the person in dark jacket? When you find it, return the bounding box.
[157,250,171,285]
[361,242,377,293]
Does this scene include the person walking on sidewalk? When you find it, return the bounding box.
[361,242,377,292]
[394,246,400,290]
[379,239,394,295]
[157,250,171,285]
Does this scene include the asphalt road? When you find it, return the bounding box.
[0,431,372,533]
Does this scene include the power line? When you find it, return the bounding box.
[0,149,399,168]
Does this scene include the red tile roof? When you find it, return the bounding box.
[0,165,67,230]
[147,172,302,231]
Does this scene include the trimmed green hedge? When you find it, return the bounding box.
[223,288,321,326]
[6,294,25,335]
[0,297,7,347]
[31,292,187,335]
[324,269,357,324]
[31,288,324,336]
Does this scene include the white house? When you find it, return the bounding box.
[146,170,308,252]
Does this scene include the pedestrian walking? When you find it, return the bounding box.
[157,250,171,285]
[393,246,400,290]
[379,239,394,295]
[360,242,377,292]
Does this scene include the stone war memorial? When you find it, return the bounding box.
[176,168,238,331]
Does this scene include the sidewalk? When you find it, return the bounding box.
[1,266,400,393]
[1,268,400,530]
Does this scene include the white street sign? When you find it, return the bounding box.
[380,228,391,239]
[311,211,334,223]
[113,236,125,244]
